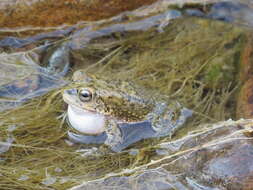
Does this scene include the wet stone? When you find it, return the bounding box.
[72,120,253,190]
[185,9,205,17]
[0,37,31,48]
[205,143,253,186]
[72,168,187,190]
[0,75,40,98]
[207,1,252,22]
[153,181,173,190]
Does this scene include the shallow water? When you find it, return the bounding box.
[1,0,253,189]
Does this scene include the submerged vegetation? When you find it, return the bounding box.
[0,17,250,189]
[0,90,137,189]
[74,17,246,123]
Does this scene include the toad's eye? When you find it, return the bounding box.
[78,89,92,102]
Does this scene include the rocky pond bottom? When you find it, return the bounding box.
[1,0,253,189]
[72,119,253,190]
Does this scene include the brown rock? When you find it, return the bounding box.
[237,79,253,118]
[0,0,157,28]
[237,35,253,119]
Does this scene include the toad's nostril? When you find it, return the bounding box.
[66,89,77,95]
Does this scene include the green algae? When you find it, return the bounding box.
[76,17,246,122]
[0,90,137,189]
[0,17,249,189]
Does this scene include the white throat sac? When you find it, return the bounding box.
[67,105,105,135]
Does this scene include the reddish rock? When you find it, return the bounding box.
[237,79,253,118]
[0,0,157,28]
[237,35,253,119]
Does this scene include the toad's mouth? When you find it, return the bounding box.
[67,105,105,135]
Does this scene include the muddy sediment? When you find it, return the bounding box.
[0,0,157,28]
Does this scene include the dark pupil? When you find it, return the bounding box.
[81,91,90,98]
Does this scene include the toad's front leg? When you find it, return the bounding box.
[105,120,157,152]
